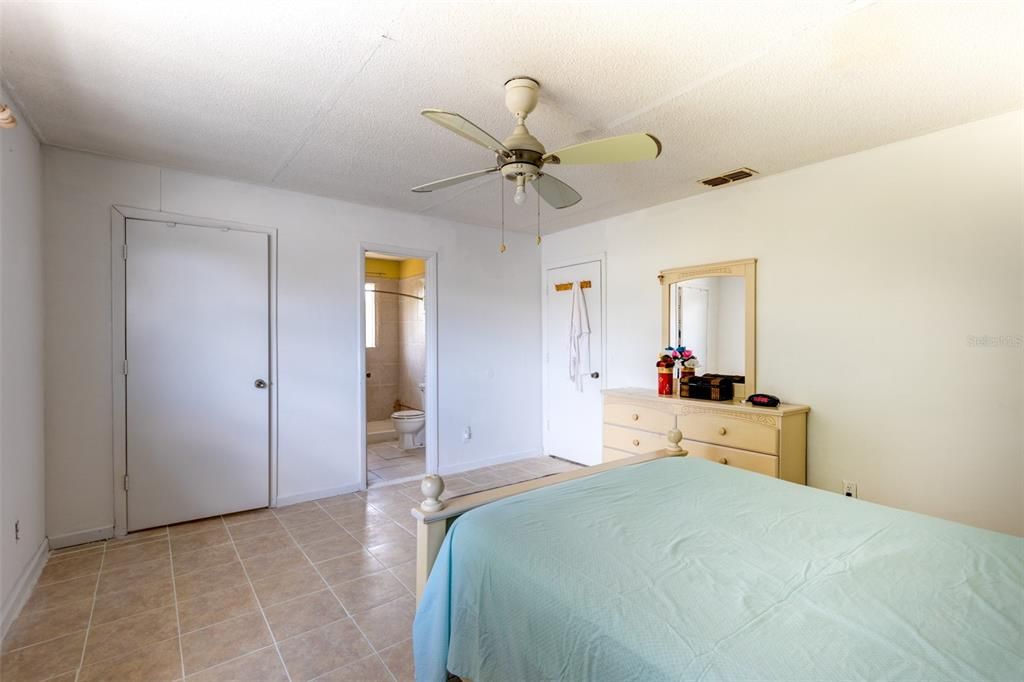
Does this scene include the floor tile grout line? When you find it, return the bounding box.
[12,597,170,655]
[178,643,280,679]
[72,537,106,682]
[275,503,397,682]
[168,522,191,680]
[312,647,404,682]
[226,516,294,682]
[1,626,90,657]
[315,497,404,682]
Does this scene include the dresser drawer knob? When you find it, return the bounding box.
[718,427,727,436]
[632,439,640,447]
[718,457,728,465]
[631,413,639,421]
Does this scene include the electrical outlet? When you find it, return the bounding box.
[843,480,858,498]
[14,519,20,542]
[462,426,472,442]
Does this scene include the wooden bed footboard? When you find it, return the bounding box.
[410,448,686,602]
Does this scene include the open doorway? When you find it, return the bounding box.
[361,248,431,487]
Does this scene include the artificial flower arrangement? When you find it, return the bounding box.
[666,345,700,371]
[657,346,700,396]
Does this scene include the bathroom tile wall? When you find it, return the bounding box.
[365,276,400,421]
[397,276,425,412]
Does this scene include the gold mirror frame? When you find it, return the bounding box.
[658,258,756,398]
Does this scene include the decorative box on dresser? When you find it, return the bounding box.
[602,388,809,484]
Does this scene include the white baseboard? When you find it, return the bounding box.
[47,525,113,550]
[276,483,363,508]
[1,537,49,639]
[438,450,543,477]
[276,452,544,506]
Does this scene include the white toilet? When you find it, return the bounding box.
[391,383,426,450]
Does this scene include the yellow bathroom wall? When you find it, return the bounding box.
[398,258,425,279]
[365,257,424,280]
[365,257,401,279]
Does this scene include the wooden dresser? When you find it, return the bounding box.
[602,388,809,484]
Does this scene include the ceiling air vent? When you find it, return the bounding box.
[700,167,758,188]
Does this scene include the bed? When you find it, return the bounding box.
[412,456,1023,681]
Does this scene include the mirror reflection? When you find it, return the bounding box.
[668,276,745,376]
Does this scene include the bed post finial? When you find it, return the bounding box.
[420,474,445,512]
[666,428,687,454]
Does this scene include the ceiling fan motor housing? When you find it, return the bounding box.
[500,148,543,182]
[500,77,545,183]
[504,77,540,118]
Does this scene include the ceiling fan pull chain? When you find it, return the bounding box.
[499,173,506,254]
[536,188,542,246]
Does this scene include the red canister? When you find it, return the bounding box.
[657,355,675,396]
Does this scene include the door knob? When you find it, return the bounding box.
[590,372,600,379]
[254,379,268,389]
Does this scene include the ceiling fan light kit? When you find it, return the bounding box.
[413,76,663,251]
[0,104,17,128]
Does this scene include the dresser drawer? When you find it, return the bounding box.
[603,424,665,455]
[680,413,778,455]
[684,441,779,478]
[602,447,634,463]
[604,402,674,433]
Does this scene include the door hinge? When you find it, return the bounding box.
[123,474,129,491]
[122,243,127,260]
[122,359,128,376]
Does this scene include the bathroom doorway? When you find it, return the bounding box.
[359,246,436,488]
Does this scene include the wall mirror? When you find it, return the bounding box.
[659,258,756,398]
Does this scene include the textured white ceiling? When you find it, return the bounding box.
[2,1,1021,233]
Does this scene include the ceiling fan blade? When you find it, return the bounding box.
[421,109,511,156]
[532,173,582,209]
[543,132,662,165]
[411,167,498,193]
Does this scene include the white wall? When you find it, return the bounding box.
[0,88,47,629]
[43,147,542,543]
[544,111,1024,536]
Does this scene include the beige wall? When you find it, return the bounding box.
[364,267,426,421]
[398,274,426,411]
[543,111,1024,536]
[365,275,400,421]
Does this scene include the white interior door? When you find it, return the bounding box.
[544,261,603,465]
[126,219,270,530]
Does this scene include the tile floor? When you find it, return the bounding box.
[366,441,425,487]
[1,456,580,681]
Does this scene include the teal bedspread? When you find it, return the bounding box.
[413,457,1023,681]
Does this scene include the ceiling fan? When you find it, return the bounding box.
[412,77,662,212]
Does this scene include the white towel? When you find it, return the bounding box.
[568,282,591,391]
